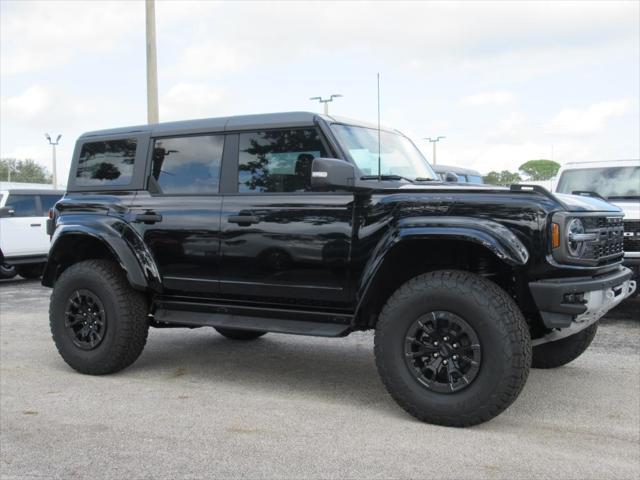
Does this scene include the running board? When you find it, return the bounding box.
[153,308,351,337]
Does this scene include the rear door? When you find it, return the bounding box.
[129,133,226,296]
[218,128,354,307]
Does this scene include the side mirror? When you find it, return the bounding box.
[0,207,15,218]
[311,158,358,191]
[445,171,459,182]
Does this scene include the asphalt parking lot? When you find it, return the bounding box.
[0,279,638,479]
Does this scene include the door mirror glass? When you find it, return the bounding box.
[445,171,459,182]
[0,207,15,217]
[311,158,358,191]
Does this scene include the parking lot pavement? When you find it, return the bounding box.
[0,279,638,480]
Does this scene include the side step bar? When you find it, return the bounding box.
[152,300,353,337]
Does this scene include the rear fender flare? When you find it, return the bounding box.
[43,216,161,292]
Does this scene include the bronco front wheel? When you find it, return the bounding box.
[374,270,531,427]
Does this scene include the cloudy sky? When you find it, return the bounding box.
[1,0,638,184]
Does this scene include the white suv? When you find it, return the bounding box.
[0,186,64,279]
[553,159,640,289]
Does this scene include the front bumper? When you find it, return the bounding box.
[529,267,637,342]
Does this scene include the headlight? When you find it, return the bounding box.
[567,218,587,257]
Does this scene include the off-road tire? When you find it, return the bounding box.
[50,260,149,375]
[374,270,531,427]
[16,263,45,279]
[531,323,598,369]
[215,327,267,340]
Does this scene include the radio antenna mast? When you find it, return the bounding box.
[377,73,381,181]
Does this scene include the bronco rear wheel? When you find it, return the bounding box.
[531,323,598,369]
[50,260,149,375]
[374,270,531,427]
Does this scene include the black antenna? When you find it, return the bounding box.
[377,73,381,181]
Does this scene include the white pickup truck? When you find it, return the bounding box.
[0,186,64,279]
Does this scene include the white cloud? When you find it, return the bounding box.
[1,86,50,121]
[460,91,515,107]
[168,41,254,79]
[547,99,634,135]
[0,1,140,75]
[160,83,227,121]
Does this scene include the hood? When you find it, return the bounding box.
[555,193,622,213]
[606,198,640,220]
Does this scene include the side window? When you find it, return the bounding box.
[40,194,63,212]
[5,194,38,217]
[238,129,327,193]
[75,139,137,186]
[151,135,224,194]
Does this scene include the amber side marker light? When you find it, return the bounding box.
[551,223,560,249]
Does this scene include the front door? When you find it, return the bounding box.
[129,133,226,296]
[218,129,354,307]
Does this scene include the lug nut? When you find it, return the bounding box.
[452,343,458,348]
[443,360,448,365]
[433,353,439,358]
[452,355,458,360]
[443,336,449,341]
[433,341,439,346]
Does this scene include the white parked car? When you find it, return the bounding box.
[553,159,640,290]
[0,186,64,279]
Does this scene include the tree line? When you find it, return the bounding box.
[0,158,52,184]
[482,159,560,186]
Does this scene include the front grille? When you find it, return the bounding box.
[623,220,640,252]
[582,216,624,263]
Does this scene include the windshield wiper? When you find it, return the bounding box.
[414,177,438,182]
[360,174,415,183]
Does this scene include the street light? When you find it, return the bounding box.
[310,94,343,115]
[424,136,446,165]
[45,133,61,188]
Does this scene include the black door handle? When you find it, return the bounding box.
[134,213,163,224]
[228,215,260,226]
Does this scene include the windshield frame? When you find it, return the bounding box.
[329,123,438,181]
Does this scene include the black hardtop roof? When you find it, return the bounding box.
[79,111,396,139]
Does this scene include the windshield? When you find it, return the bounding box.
[331,124,437,180]
[557,166,639,199]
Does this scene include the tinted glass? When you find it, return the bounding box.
[152,135,224,194]
[76,139,137,186]
[5,194,38,217]
[557,166,639,199]
[238,129,327,193]
[467,174,483,184]
[40,194,62,211]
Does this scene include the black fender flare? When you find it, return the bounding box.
[354,216,529,316]
[42,216,162,292]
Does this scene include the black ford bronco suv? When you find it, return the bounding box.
[43,112,636,427]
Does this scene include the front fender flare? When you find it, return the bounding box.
[43,216,162,291]
[355,216,529,314]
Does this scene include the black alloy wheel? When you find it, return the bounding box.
[404,311,481,393]
[64,289,107,350]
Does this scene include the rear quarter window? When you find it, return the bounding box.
[75,139,137,187]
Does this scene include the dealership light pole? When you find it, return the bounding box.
[145,0,159,124]
[45,134,61,187]
[310,94,343,115]
[425,136,446,165]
